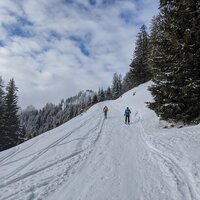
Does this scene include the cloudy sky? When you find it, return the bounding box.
[0,0,159,109]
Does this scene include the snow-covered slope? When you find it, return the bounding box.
[0,82,200,200]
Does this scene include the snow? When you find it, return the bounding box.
[0,81,200,200]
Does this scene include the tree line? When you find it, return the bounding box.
[123,0,199,124]
[0,73,123,151]
[20,73,124,140]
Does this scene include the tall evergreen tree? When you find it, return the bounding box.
[105,87,112,100]
[112,73,122,99]
[87,96,92,107]
[97,88,101,102]
[148,0,200,123]
[122,71,134,93]
[0,77,6,151]
[130,25,151,86]
[4,78,21,149]
[92,93,98,104]
[98,88,105,102]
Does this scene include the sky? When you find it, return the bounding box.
[0,0,159,109]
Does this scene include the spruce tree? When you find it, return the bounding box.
[92,93,98,104]
[130,25,151,86]
[148,0,200,123]
[87,96,92,107]
[98,88,105,102]
[4,78,21,149]
[97,88,101,102]
[122,71,134,93]
[112,73,122,99]
[105,87,112,100]
[0,77,6,151]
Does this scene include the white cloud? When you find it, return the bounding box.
[0,0,159,109]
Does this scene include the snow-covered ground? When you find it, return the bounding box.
[0,82,200,200]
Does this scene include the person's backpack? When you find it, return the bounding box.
[103,106,108,112]
[125,108,130,116]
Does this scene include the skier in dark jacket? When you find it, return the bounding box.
[124,107,131,124]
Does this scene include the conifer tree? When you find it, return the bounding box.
[122,71,134,93]
[98,88,105,102]
[105,87,112,100]
[97,88,101,102]
[4,78,21,149]
[112,73,122,99]
[0,77,6,151]
[92,93,98,104]
[130,25,151,86]
[148,0,200,123]
[87,96,92,107]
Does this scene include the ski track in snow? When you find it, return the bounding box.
[0,111,106,199]
[136,113,198,200]
[0,139,40,167]
[0,115,95,182]
[0,103,109,200]
[0,82,200,200]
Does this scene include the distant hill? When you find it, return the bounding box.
[20,90,95,138]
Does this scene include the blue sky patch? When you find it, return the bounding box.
[2,15,33,38]
[120,10,135,24]
[0,40,4,47]
[47,31,62,42]
[89,0,97,6]
[69,35,90,57]
[2,23,32,37]
[69,35,82,43]
[17,16,33,26]
[79,43,90,57]
[100,0,118,7]
[63,0,74,4]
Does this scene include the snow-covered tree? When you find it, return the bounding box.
[20,90,96,138]
[130,25,151,86]
[105,87,112,100]
[0,77,6,151]
[4,78,21,149]
[92,93,98,104]
[148,0,200,123]
[122,71,134,93]
[112,73,122,99]
[98,88,105,102]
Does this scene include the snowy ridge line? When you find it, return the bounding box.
[0,114,98,182]
[0,114,105,192]
[136,112,199,200]
[0,138,40,166]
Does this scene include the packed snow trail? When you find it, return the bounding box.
[50,103,198,200]
[0,82,200,200]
